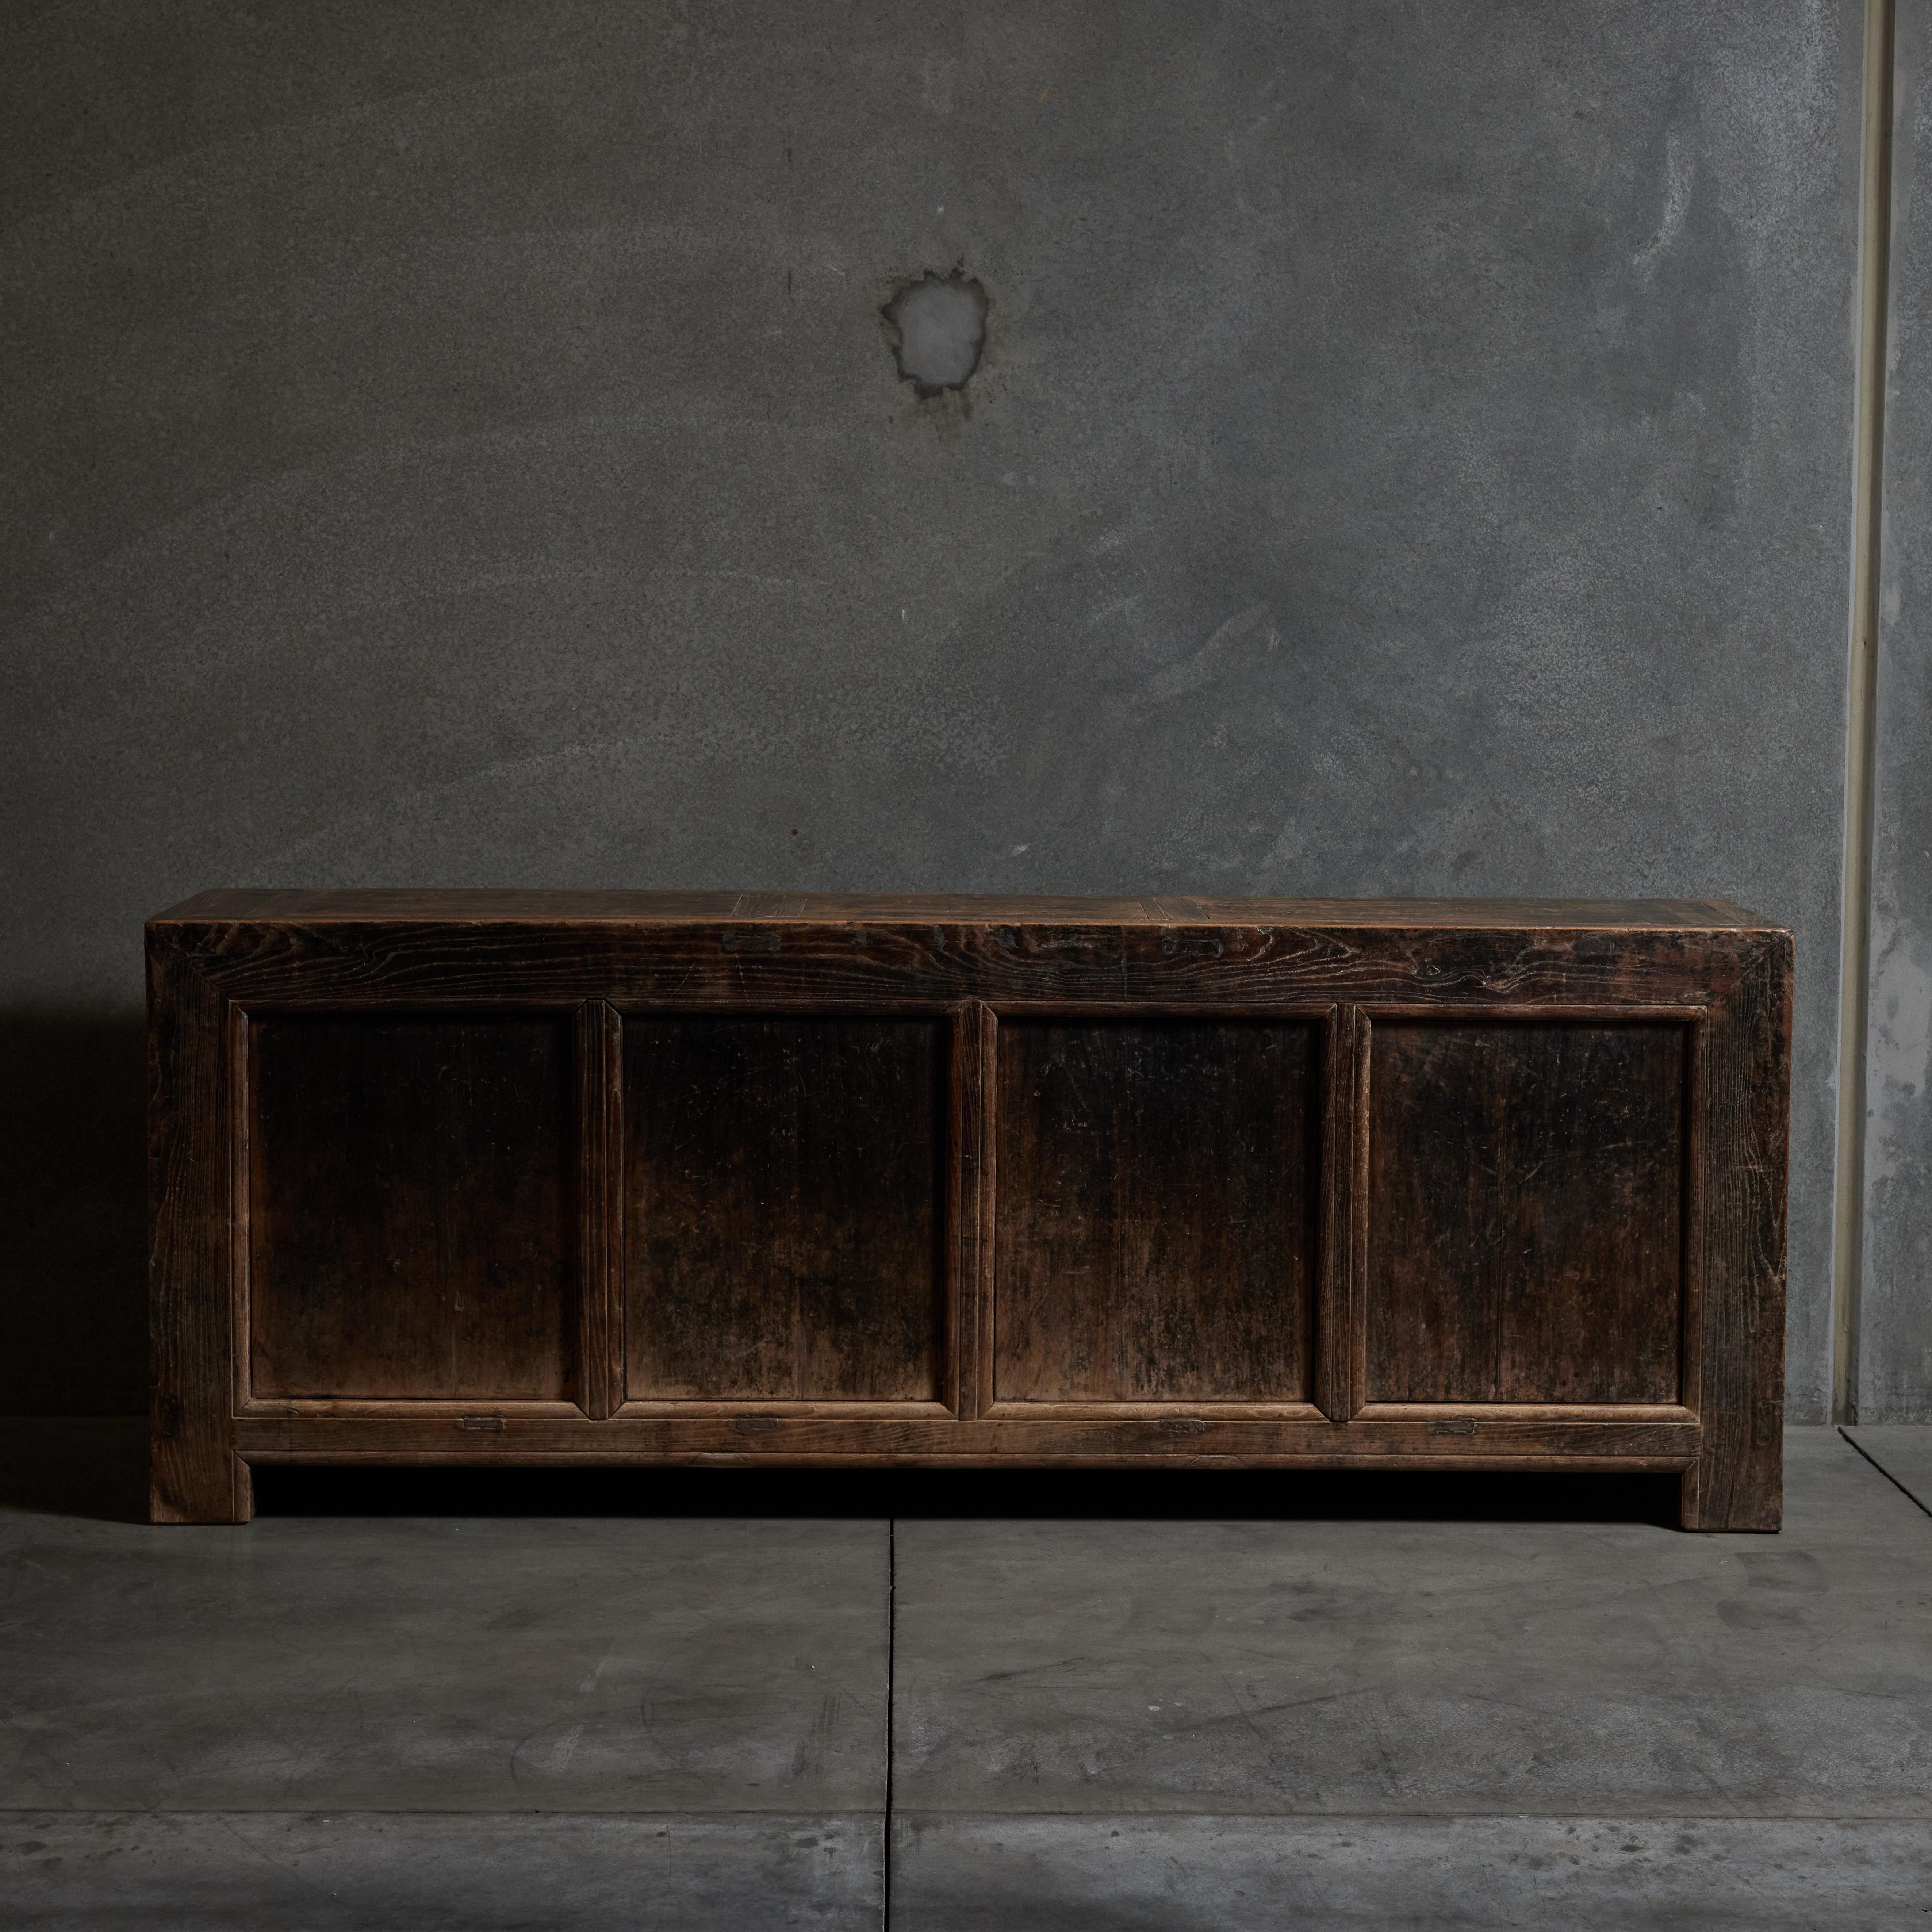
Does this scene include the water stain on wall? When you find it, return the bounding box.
[881,269,990,398]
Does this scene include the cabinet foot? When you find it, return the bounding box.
[1679,1457,1781,1533]
[149,1449,253,1525]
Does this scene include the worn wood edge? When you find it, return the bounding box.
[237,1399,596,1419]
[1679,1460,1778,1533]
[980,1402,1330,1422]
[1356,1003,1710,1021]
[234,1419,1701,1460]
[147,928,1775,1021]
[147,890,1792,931]
[616,1400,959,1419]
[1354,1403,1698,1424]
[237,1450,1698,1474]
[231,1398,1680,1427]
[207,994,1736,1017]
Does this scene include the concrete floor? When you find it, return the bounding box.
[2,1425,1928,1929]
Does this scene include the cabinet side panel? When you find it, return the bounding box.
[1687,936,1791,1529]
[993,1019,1319,1404]
[149,944,244,1521]
[624,1016,944,1402]
[1367,1020,1688,1404]
[248,1015,572,1400]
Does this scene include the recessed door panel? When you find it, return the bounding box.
[1366,1020,1688,1404]
[993,1020,1320,1405]
[624,1016,944,1402]
[249,1014,572,1400]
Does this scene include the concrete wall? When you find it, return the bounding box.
[1,2,1866,1418]
[1862,0,1932,1421]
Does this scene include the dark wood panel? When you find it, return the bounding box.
[1366,1020,1688,1404]
[248,1015,572,1400]
[994,1020,1319,1404]
[624,1016,943,1402]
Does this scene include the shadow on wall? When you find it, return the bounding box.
[0,1012,147,1416]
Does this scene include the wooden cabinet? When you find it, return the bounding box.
[148,892,1790,1529]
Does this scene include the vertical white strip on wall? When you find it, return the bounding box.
[1833,0,1897,1425]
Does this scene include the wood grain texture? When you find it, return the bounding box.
[148,947,250,1522]
[950,1003,997,1419]
[248,1015,572,1400]
[144,894,1789,1525]
[1323,1005,1369,1421]
[1682,931,1793,1530]
[575,1003,624,1419]
[1366,1020,1688,1405]
[234,1411,1699,1466]
[623,1016,944,1403]
[144,915,1767,1018]
[992,1020,1320,1405]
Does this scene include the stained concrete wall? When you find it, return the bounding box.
[1862,0,1932,1421]
[1,2,1863,1417]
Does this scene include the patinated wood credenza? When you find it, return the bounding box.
[147,891,1790,1529]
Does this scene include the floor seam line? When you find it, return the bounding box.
[0,1808,891,1820]
[2,1808,1923,1824]
[878,1808,1932,1822]
[1840,1426,1932,1519]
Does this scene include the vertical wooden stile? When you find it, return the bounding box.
[576,1001,624,1420]
[1314,1005,1350,1420]
[149,942,252,1522]
[1346,1005,1373,1419]
[1680,1013,1709,1415]
[1682,934,1792,1530]
[948,1001,997,1420]
[228,1001,253,1423]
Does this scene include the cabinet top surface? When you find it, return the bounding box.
[151,889,1782,932]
